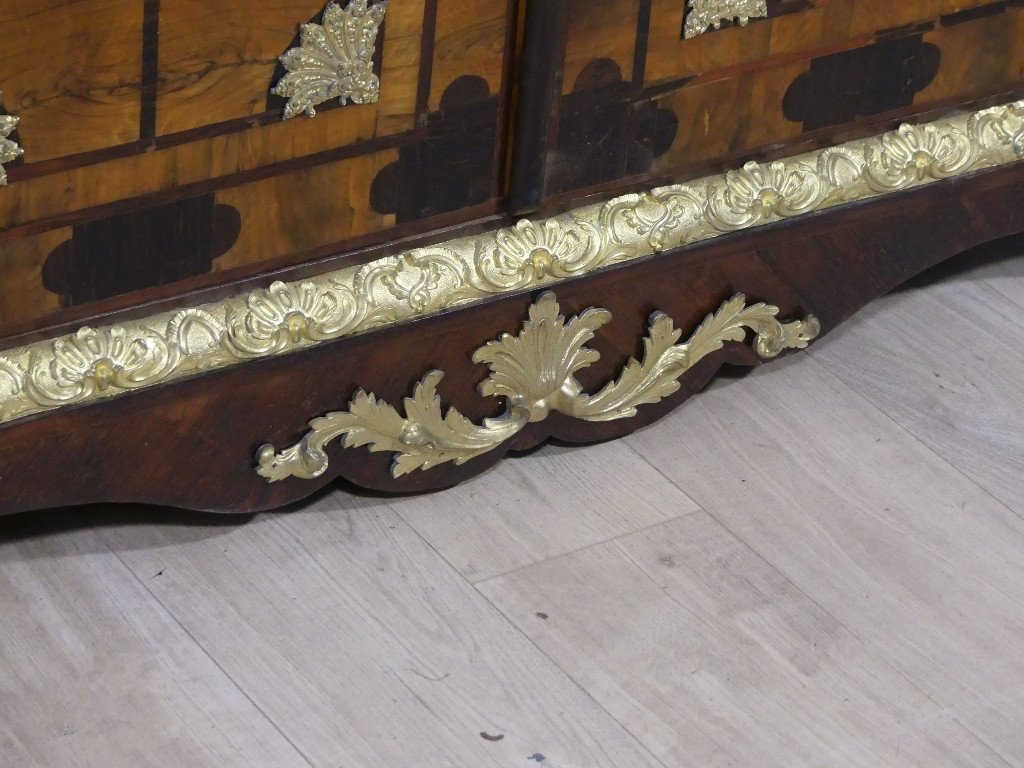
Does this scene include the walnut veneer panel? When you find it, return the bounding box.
[155,0,426,136]
[561,0,641,95]
[213,150,398,272]
[428,0,512,110]
[0,0,143,162]
[514,0,1024,210]
[0,0,516,339]
[651,6,1024,177]
[0,228,67,323]
[646,0,987,84]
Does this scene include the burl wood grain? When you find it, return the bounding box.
[0,161,1022,517]
[156,0,427,136]
[0,0,143,162]
[214,149,398,272]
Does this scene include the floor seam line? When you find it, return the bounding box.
[103,539,318,768]
[384,499,673,768]
[806,346,1024,524]
[951,715,1019,768]
[464,507,703,588]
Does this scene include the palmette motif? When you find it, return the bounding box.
[256,292,820,481]
[224,280,370,355]
[864,123,978,190]
[482,219,605,288]
[272,0,387,119]
[25,327,176,407]
[0,101,1022,427]
[684,0,768,38]
[707,161,827,230]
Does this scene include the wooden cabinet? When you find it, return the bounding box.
[513,0,1024,210]
[0,0,1022,516]
[0,0,517,337]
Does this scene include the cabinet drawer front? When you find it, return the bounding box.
[513,0,1024,210]
[0,0,516,339]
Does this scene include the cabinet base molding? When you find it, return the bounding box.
[0,105,1023,516]
[1,101,1020,431]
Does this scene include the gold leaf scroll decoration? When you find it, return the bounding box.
[257,292,820,482]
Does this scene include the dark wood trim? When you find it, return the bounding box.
[6,107,382,184]
[495,0,525,199]
[509,0,570,213]
[4,141,147,183]
[632,0,653,90]
[623,0,654,204]
[415,0,440,122]
[140,0,161,142]
[938,1,1009,27]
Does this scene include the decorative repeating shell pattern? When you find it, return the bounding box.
[684,0,768,39]
[0,100,1021,426]
[25,327,176,407]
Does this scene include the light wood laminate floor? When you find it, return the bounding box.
[2,241,1023,768]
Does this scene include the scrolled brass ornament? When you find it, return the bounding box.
[223,280,373,356]
[256,292,820,482]
[272,0,387,119]
[24,327,176,407]
[864,122,977,191]
[706,160,827,231]
[970,102,1024,158]
[684,0,768,39]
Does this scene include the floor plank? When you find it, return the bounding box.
[0,522,311,768]
[623,355,1024,764]
[809,276,1024,514]
[480,512,1010,768]
[99,496,666,768]
[973,240,1024,311]
[395,441,700,583]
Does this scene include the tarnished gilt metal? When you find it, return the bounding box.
[256,292,820,481]
[0,93,23,187]
[684,0,768,38]
[272,0,387,119]
[0,101,1021,427]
